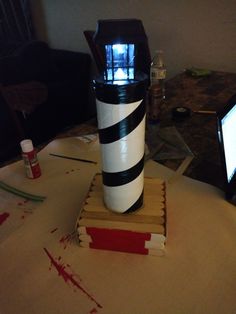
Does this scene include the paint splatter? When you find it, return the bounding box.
[59,231,76,249]
[24,209,32,214]
[0,212,10,225]
[90,307,98,313]
[17,199,29,206]
[50,227,58,234]
[65,169,79,175]
[43,248,102,309]
[21,209,33,220]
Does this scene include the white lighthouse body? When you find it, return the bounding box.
[96,98,146,213]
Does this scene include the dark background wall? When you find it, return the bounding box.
[30,0,236,78]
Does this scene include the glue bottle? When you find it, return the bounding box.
[20,139,41,179]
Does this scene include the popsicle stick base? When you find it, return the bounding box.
[77,174,167,256]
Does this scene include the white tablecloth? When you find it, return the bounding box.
[0,137,236,314]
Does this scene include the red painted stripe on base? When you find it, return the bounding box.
[86,227,151,241]
[89,241,148,255]
[86,232,149,254]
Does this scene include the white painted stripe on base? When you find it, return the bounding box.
[150,233,166,242]
[103,171,144,213]
[96,99,142,129]
[79,234,92,242]
[101,116,146,172]
[78,226,87,234]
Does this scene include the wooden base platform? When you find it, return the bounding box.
[77,174,167,256]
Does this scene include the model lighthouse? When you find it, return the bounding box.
[93,19,148,213]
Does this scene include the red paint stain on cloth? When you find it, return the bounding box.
[0,212,10,225]
[50,227,58,234]
[43,248,102,309]
[59,231,76,249]
[21,210,33,220]
[24,210,32,214]
[65,169,77,174]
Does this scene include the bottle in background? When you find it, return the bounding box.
[147,84,163,123]
[148,50,167,123]
[150,50,166,99]
[20,139,41,179]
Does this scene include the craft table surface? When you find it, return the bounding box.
[0,137,236,314]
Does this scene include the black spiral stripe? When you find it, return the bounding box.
[98,100,145,144]
[102,155,144,186]
[93,73,148,104]
[125,190,144,213]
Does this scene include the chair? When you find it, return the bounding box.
[0,93,25,163]
[0,40,92,160]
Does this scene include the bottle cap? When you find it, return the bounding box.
[20,139,34,153]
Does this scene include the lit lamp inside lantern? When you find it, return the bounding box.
[105,43,135,83]
[93,19,149,213]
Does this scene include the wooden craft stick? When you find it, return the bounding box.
[148,248,165,256]
[83,200,165,214]
[78,218,165,234]
[144,241,165,249]
[80,211,165,224]
[77,174,167,257]
[79,234,165,248]
[78,226,166,241]
[79,241,165,256]
[150,233,166,242]
[79,234,93,242]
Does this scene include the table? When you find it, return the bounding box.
[54,70,236,190]
[2,70,236,189]
[1,135,236,314]
[158,70,236,189]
